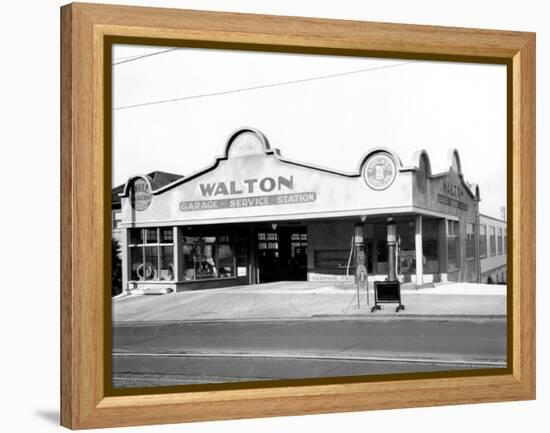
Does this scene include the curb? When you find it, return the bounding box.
[113,314,506,326]
[112,350,506,368]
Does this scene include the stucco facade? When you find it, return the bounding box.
[116,128,504,293]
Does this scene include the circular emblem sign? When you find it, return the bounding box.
[363,153,397,190]
[130,178,152,211]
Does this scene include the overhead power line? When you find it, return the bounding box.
[113,48,179,66]
[114,61,414,111]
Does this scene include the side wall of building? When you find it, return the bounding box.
[479,214,507,284]
[411,152,480,283]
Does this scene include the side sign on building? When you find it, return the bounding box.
[363,153,397,191]
[130,178,152,211]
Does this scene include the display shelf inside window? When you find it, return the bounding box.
[182,235,236,281]
[290,232,308,260]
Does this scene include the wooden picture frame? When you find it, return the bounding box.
[60,2,535,429]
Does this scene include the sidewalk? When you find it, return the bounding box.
[113,281,506,322]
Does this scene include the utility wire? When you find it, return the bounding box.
[114,61,413,111]
[113,48,179,66]
[113,53,148,62]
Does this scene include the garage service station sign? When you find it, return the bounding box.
[120,129,416,225]
[179,175,317,211]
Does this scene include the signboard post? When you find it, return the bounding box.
[371,281,405,313]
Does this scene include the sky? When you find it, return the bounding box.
[112,44,507,218]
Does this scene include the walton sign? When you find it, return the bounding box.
[180,175,316,211]
[199,175,295,196]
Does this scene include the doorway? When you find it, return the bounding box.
[256,226,308,283]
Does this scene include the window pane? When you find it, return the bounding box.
[159,246,174,280]
[448,237,457,270]
[466,222,475,260]
[130,246,143,280]
[399,250,416,274]
[423,239,439,273]
[422,219,438,237]
[143,246,159,280]
[217,244,234,277]
[479,225,487,258]
[130,228,144,245]
[182,238,199,280]
[395,219,415,274]
[160,227,174,243]
[197,242,217,279]
[145,228,158,244]
[181,234,236,281]
[397,220,415,251]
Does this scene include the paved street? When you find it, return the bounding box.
[112,318,507,387]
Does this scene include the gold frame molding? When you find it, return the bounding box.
[61,2,535,429]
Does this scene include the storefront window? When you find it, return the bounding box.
[395,218,439,275]
[397,220,415,274]
[479,225,487,258]
[447,220,459,271]
[466,222,475,260]
[422,219,439,273]
[182,235,235,280]
[129,227,174,281]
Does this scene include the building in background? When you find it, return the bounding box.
[479,213,507,284]
[114,128,506,294]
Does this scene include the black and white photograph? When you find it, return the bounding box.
[110,44,508,389]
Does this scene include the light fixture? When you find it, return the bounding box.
[271,223,278,231]
[360,215,367,222]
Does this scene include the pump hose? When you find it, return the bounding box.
[346,236,355,278]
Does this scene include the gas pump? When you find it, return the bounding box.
[354,223,369,308]
[387,218,397,281]
[371,217,405,313]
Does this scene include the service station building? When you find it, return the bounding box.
[116,128,504,294]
